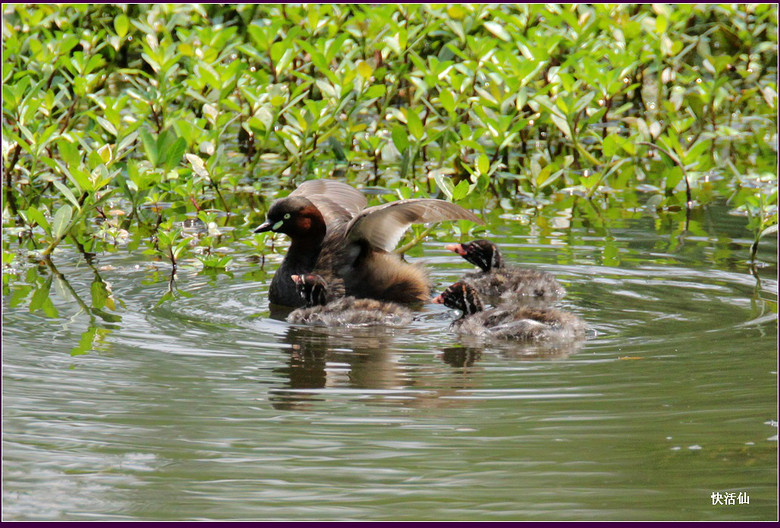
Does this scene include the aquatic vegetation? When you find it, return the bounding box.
[2,4,776,315]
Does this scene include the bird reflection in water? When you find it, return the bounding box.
[267,322,586,411]
[268,325,406,411]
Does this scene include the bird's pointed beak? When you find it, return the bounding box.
[254,221,273,233]
[445,243,466,256]
[432,294,444,304]
[290,274,302,285]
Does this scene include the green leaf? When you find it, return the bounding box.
[603,134,619,158]
[91,278,108,310]
[391,125,409,153]
[483,21,511,42]
[3,84,16,110]
[364,84,386,99]
[663,166,683,190]
[406,110,424,141]
[655,15,668,34]
[439,89,456,115]
[163,137,187,171]
[433,172,455,200]
[580,170,602,190]
[139,128,158,166]
[57,139,80,167]
[451,179,472,201]
[30,280,51,314]
[51,204,73,239]
[25,206,51,235]
[68,166,93,193]
[356,60,373,80]
[52,180,81,209]
[114,14,129,38]
[476,154,490,175]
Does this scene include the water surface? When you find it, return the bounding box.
[3,203,777,521]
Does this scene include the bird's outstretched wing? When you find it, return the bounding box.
[289,179,367,228]
[346,199,483,252]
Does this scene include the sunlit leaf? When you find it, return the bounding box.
[356,60,373,80]
[550,113,572,140]
[476,154,490,175]
[433,172,454,200]
[483,21,511,42]
[114,14,130,38]
[185,153,209,178]
[97,144,112,164]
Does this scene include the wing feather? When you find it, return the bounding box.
[346,199,483,252]
[289,180,367,226]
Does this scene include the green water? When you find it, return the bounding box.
[2,204,777,521]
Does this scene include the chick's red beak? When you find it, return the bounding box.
[445,243,467,256]
[290,274,302,285]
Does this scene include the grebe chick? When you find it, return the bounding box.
[445,239,565,304]
[432,281,585,341]
[287,274,413,327]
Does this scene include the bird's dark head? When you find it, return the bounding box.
[432,281,483,316]
[445,239,503,272]
[254,197,326,240]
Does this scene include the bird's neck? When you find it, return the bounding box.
[287,234,325,269]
